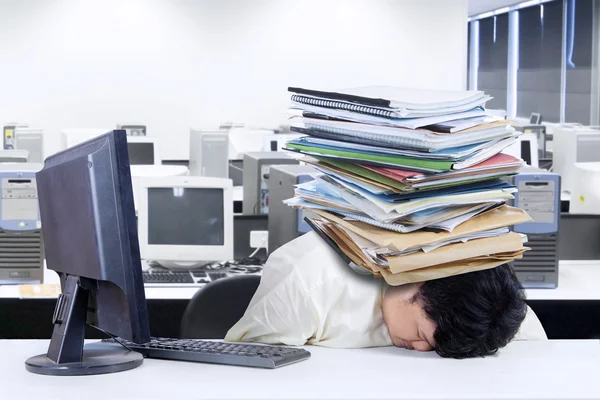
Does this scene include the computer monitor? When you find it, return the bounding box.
[502,133,539,168]
[530,113,542,125]
[117,124,146,136]
[552,125,600,193]
[228,128,273,160]
[189,129,229,178]
[126,136,160,165]
[61,128,111,150]
[130,165,189,212]
[26,130,150,376]
[137,176,233,268]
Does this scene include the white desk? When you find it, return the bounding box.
[525,261,600,301]
[1,261,598,301]
[2,339,599,399]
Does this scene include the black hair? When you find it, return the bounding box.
[416,264,528,359]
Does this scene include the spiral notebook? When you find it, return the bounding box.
[288,86,488,112]
[291,94,404,119]
[290,117,516,152]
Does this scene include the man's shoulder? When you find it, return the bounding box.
[267,231,371,289]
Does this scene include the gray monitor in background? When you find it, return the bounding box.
[136,176,234,267]
[127,142,155,165]
[268,164,316,254]
[242,152,299,215]
[147,187,225,246]
[530,113,542,125]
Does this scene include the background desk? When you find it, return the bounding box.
[0,262,599,340]
[2,339,599,399]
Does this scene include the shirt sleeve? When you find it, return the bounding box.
[224,268,319,347]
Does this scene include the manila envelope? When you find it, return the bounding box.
[385,232,525,273]
[316,219,382,277]
[377,258,517,286]
[312,205,532,252]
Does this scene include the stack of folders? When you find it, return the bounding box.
[281,86,533,286]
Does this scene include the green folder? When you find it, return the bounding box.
[313,157,410,191]
[286,143,453,172]
[315,157,510,192]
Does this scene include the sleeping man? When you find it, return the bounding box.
[225,230,547,359]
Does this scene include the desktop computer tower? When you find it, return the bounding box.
[0,164,45,284]
[268,165,316,253]
[242,152,299,215]
[14,128,44,163]
[507,168,560,288]
[189,129,229,179]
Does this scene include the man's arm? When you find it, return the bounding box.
[224,269,319,346]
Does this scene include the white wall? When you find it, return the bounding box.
[0,0,468,160]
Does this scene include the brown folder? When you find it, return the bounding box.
[378,257,521,286]
[385,232,525,273]
[311,205,532,252]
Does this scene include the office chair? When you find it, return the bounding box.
[180,274,261,339]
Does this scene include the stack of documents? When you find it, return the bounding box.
[281,86,532,285]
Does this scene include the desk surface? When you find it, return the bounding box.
[2,339,599,400]
[525,261,600,300]
[0,261,598,301]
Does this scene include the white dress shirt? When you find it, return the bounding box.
[225,231,547,348]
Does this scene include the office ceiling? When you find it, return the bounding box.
[468,0,520,16]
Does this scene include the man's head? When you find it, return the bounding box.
[381,264,528,358]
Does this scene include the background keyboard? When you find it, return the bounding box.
[101,337,310,369]
[142,270,218,286]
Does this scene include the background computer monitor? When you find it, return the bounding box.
[137,176,233,268]
[228,128,273,160]
[61,128,111,150]
[189,129,229,178]
[127,136,160,165]
[26,130,150,376]
[552,125,600,193]
[502,134,539,168]
[130,165,189,212]
[530,113,542,125]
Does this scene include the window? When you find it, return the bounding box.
[565,0,594,124]
[467,0,598,124]
[517,2,564,122]
[467,22,472,90]
[478,14,509,110]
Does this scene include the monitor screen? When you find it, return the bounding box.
[530,113,542,125]
[127,142,154,165]
[147,187,224,246]
[520,140,532,165]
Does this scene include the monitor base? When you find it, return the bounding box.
[25,342,144,376]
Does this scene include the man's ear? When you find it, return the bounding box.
[409,282,424,304]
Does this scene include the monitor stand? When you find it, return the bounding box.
[25,275,144,376]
